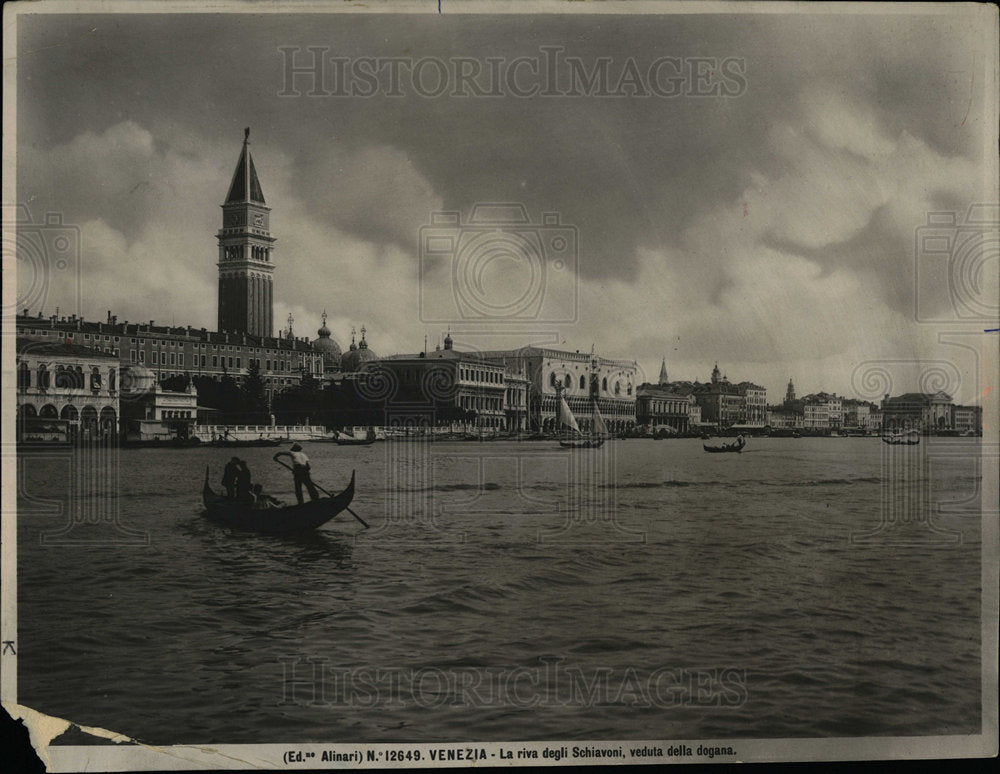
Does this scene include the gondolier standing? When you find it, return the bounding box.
[274,444,320,505]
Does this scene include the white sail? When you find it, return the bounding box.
[559,395,581,433]
[591,402,608,436]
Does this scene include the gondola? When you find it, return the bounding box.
[559,438,605,449]
[703,438,746,453]
[335,429,377,445]
[881,436,920,446]
[202,467,356,534]
[335,436,376,446]
[209,438,284,448]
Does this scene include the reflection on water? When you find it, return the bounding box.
[17,438,983,744]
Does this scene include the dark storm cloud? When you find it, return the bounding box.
[15,8,993,397]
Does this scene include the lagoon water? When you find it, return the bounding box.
[17,437,982,744]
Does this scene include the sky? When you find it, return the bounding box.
[14,5,997,404]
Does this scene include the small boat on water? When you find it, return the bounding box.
[882,431,920,446]
[557,389,608,449]
[703,437,746,454]
[202,467,356,534]
[336,436,376,446]
[210,437,284,448]
[334,429,377,446]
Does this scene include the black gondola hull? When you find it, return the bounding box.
[202,470,355,534]
[703,441,745,453]
[559,439,605,448]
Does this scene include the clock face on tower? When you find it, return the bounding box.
[227,212,242,226]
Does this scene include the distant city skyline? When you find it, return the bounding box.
[15,10,994,405]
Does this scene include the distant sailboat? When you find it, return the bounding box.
[558,392,607,449]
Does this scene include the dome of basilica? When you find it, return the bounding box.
[340,326,379,372]
[311,311,342,369]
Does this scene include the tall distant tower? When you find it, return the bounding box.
[217,127,276,337]
[658,358,669,386]
[785,378,796,404]
[711,362,721,385]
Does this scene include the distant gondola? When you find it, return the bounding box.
[210,438,284,448]
[559,438,605,449]
[881,436,920,446]
[336,430,377,446]
[202,467,356,534]
[335,436,376,446]
[703,438,746,453]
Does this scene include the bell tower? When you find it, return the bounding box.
[217,127,276,337]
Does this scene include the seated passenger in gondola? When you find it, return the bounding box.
[250,484,282,508]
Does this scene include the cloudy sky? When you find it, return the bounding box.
[14,4,996,403]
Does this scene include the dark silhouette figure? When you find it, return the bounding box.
[235,460,253,501]
[221,457,241,499]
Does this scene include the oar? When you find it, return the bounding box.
[272,456,369,529]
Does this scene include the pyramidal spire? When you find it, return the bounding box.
[659,357,669,385]
[225,127,266,205]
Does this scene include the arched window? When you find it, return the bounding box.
[564,374,571,388]
[90,367,101,391]
[615,381,621,395]
[18,361,31,389]
[549,372,557,387]
[627,384,633,396]
[37,364,49,389]
[602,377,608,392]
[580,375,586,390]
[108,368,116,391]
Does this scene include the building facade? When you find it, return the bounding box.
[379,335,508,430]
[16,312,323,408]
[693,364,744,430]
[16,338,120,444]
[636,384,697,434]
[478,346,638,434]
[119,366,200,441]
[736,381,768,427]
[953,405,983,435]
[767,404,803,429]
[801,392,844,431]
[881,391,954,433]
